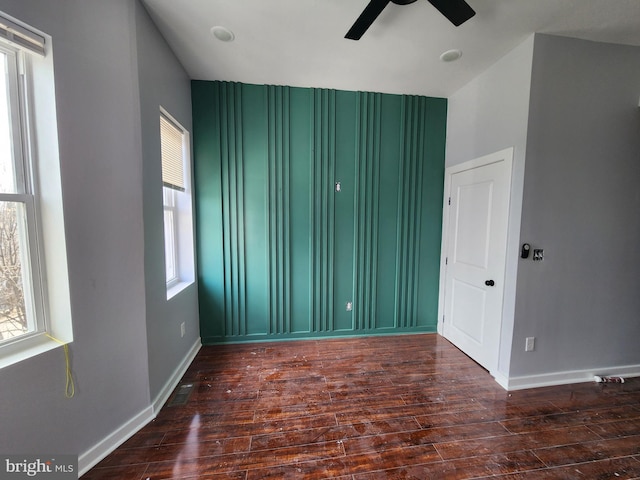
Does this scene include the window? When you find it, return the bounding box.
[0,12,72,368]
[160,109,194,298]
[0,27,43,344]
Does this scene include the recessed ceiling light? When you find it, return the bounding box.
[440,49,462,62]
[211,26,235,42]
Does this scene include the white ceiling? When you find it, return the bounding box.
[141,0,640,98]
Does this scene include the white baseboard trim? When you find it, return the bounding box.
[497,364,640,391]
[491,370,510,390]
[78,338,202,477]
[152,338,202,414]
[78,405,154,476]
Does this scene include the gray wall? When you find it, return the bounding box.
[0,0,197,464]
[135,1,199,403]
[0,0,149,454]
[445,36,534,378]
[511,35,640,377]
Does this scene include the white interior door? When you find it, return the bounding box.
[441,149,512,373]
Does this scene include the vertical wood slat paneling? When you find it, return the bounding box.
[395,96,428,328]
[194,81,445,343]
[353,92,381,331]
[218,82,247,336]
[310,89,336,332]
[267,86,291,335]
[411,98,428,325]
[218,83,231,335]
[406,96,419,328]
[393,98,407,329]
[236,87,247,336]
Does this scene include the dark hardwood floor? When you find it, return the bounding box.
[83,334,640,479]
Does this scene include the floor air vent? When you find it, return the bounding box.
[168,383,194,406]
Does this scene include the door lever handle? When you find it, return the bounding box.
[485,280,495,287]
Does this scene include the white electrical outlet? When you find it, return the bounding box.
[525,336,535,352]
[180,322,186,338]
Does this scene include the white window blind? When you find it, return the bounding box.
[160,114,186,192]
[0,13,45,56]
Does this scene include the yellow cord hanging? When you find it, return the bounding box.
[45,334,75,398]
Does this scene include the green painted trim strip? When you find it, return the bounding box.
[202,327,438,345]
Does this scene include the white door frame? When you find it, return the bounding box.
[437,147,514,375]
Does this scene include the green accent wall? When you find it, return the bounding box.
[192,81,446,343]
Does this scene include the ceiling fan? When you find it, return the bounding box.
[345,0,475,40]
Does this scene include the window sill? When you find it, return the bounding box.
[0,333,68,370]
[167,280,194,300]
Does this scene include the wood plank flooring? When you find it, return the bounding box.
[82,334,640,479]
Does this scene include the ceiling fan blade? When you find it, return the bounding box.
[427,0,475,26]
[345,0,392,40]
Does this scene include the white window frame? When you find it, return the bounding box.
[0,47,44,341]
[160,108,194,299]
[163,186,179,287]
[0,11,72,369]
